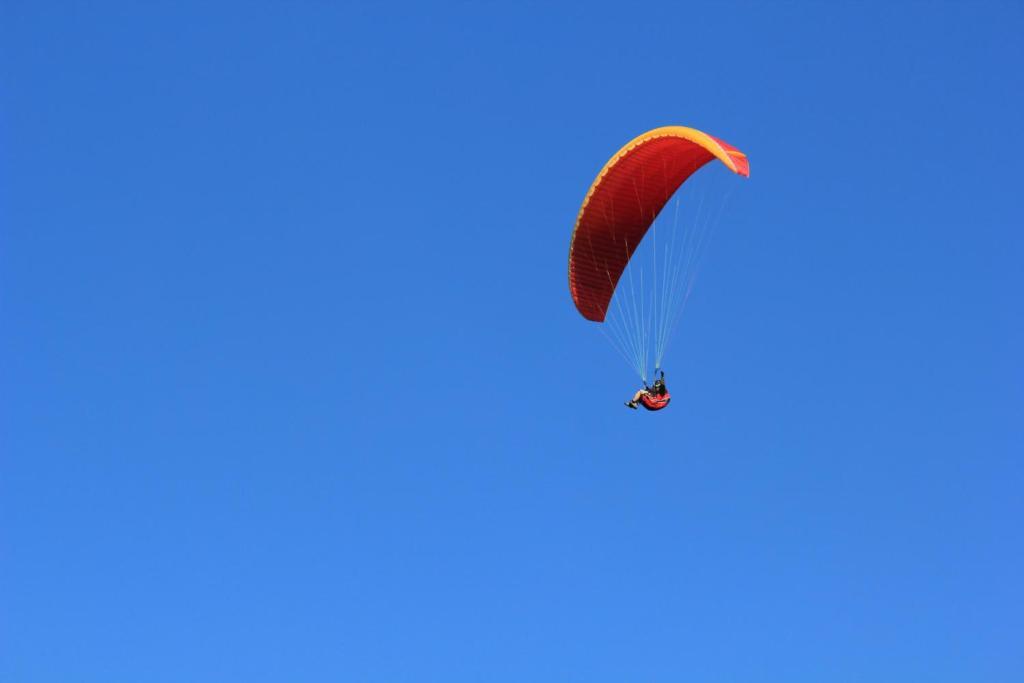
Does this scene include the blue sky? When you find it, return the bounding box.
[2,1,1022,681]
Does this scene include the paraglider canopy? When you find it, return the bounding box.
[568,126,749,323]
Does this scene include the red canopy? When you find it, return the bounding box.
[568,126,749,322]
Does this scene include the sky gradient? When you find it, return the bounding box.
[2,2,1022,681]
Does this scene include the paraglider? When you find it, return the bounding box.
[568,125,749,410]
[625,372,671,411]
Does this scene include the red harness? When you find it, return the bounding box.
[640,391,671,411]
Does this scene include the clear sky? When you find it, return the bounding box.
[2,1,1022,681]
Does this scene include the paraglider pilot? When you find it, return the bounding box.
[625,371,671,411]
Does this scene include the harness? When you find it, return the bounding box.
[640,391,671,411]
